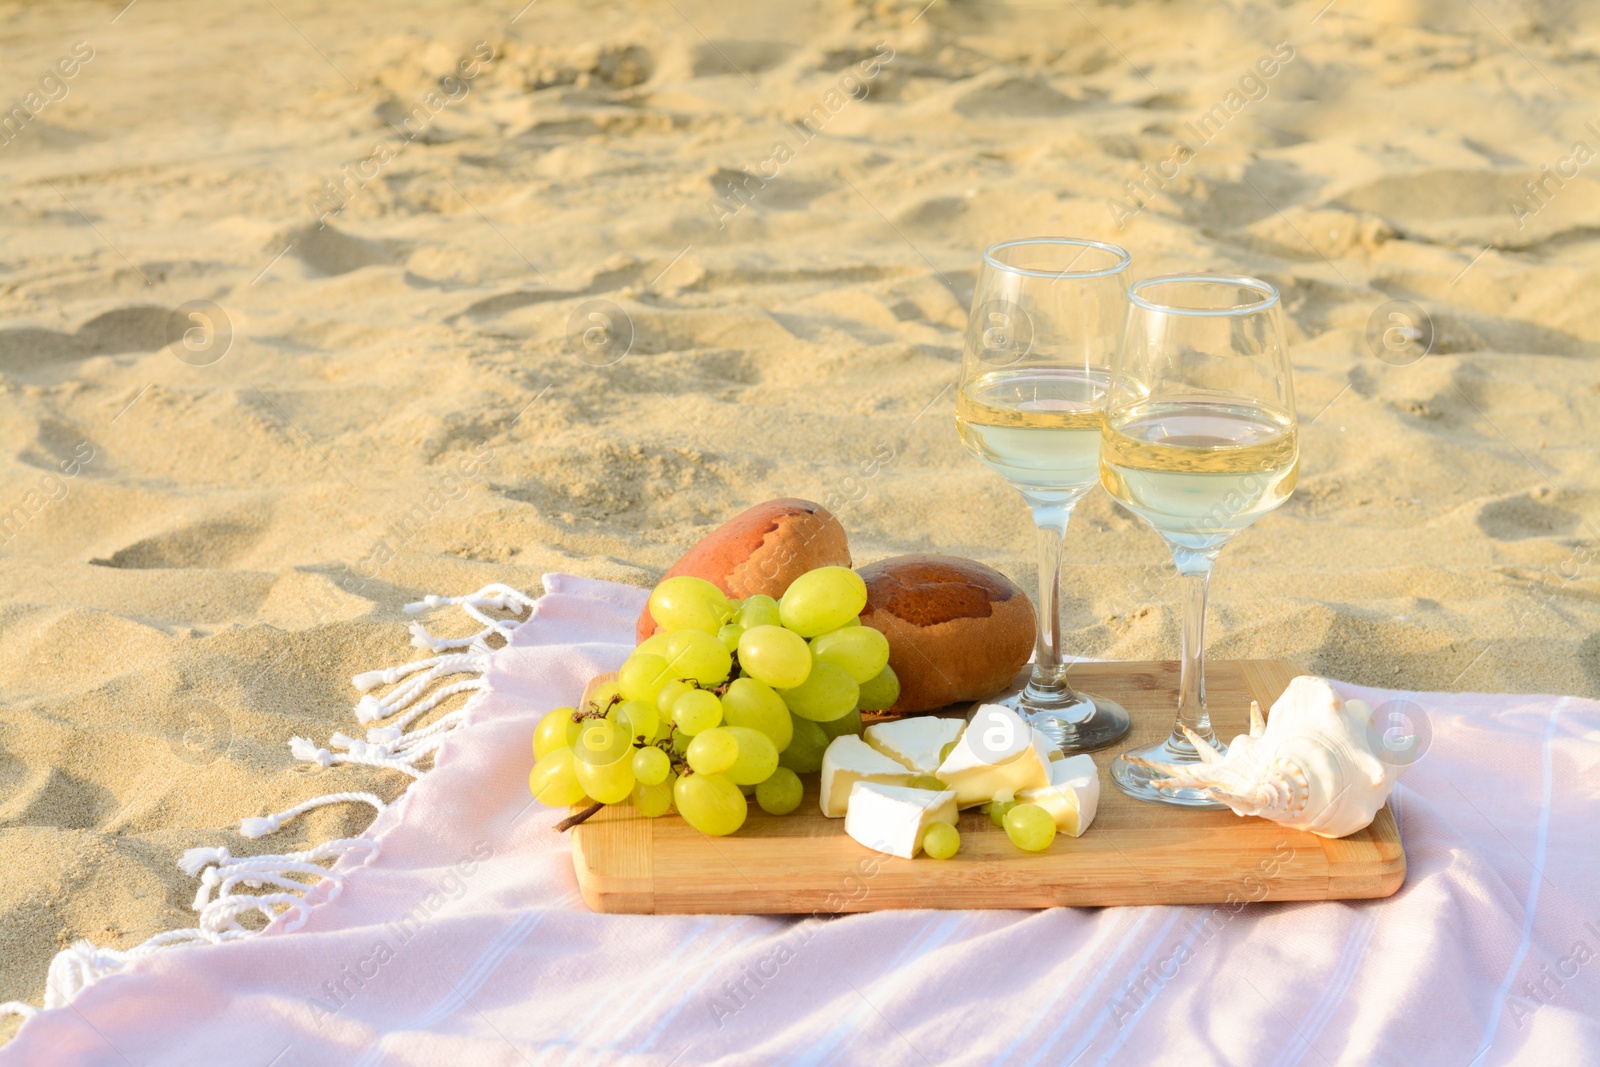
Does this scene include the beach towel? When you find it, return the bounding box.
[1,573,1595,1066]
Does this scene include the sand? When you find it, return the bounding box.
[0,0,1597,1024]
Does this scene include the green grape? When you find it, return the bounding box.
[810,626,890,684]
[687,727,740,775]
[572,720,636,804]
[779,661,859,722]
[819,707,864,740]
[618,653,671,704]
[755,767,802,815]
[857,665,900,712]
[663,630,733,687]
[716,622,744,653]
[657,678,694,718]
[635,632,672,660]
[671,729,692,755]
[723,727,779,785]
[647,575,730,635]
[533,707,580,758]
[719,677,793,752]
[922,821,960,860]
[736,593,781,630]
[671,689,723,734]
[777,566,868,637]
[608,699,660,745]
[736,625,812,689]
[631,774,675,817]
[907,775,946,791]
[574,718,631,764]
[632,745,671,786]
[576,758,634,805]
[528,747,587,807]
[587,680,621,714]
[778,716,828,774]
[1004,803,1056,852]
[988,798,1018,828]
[840,616,861,627]
[674,773,748,836]
[938,738,958,765]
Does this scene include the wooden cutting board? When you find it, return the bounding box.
[569,659,1404,913]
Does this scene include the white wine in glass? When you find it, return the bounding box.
[955,238,1132,753]
[1102,274,1298,806]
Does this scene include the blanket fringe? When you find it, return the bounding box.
[1,583,530,1026]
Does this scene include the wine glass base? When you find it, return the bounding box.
[993,689,1131,754]
[1110,737,1229,809]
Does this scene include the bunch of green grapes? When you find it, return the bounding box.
[529,567,900,836]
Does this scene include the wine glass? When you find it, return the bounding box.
[954,237,1132,753]
[1102,274,1298,806]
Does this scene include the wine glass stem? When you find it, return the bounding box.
[1174,563,1214,749]
[1029,503,1076,695]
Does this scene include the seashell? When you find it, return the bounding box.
[1127,675,1408,838]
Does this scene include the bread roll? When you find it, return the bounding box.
[857,555,1035,715]
[636,498,850,642]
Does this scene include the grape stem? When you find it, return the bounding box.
[651,725,692,777]
[555,801,604,831]
[574,692,621,722]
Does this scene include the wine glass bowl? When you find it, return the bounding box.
[954,238,1133,753]
[1103,274,1298,806]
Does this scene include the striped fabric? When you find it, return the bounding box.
[4,574,1595,1066]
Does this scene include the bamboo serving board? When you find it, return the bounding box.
[569,659,1404,913]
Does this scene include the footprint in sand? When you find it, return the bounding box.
[0,303,233,378]
[1476,493,1582,541]
[953,75,1080,118]
[691,40,793,78]
[0,306,169,366]
[0,766,118,831]
[287,224,397,276]
[1336,168,1600,248]
[89,519,266,570]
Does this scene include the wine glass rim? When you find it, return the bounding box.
[1128,273,1281,316]
[982,238,1131,279]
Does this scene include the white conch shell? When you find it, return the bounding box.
[1128,676,1408,838]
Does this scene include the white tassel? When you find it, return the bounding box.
[182,834,381,933]
[4,928,251,1017]
[238,815,280,839]
[349,652,487,727]
[239,792,386,840]
[400,583,535,651]
[289,736,335,767]
[178,846,231,877]
[2,582,532,1022]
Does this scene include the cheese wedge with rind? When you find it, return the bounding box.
[1018,753,1099,836]
[934,703,1053,807]
[844,782,959,859]
[819,735,914,817]
[863,716,966,775]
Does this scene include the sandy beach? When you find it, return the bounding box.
[0,0,1597,1024]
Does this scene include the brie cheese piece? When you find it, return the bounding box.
[863,716,966,775]
[819,735,914,817]
[934,703,1053,807]
[1018,753,1100,836]
[844,782,959,859]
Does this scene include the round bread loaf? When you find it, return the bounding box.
[857,554,1035,715]
[636,498,850,642]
